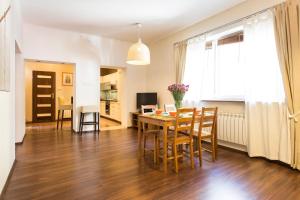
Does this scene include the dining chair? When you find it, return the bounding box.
[164,104,176,112]
[159,107,196,173]
[193,107,218,166]
[142,122,161,164]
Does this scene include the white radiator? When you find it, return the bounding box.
[217,112,247,146]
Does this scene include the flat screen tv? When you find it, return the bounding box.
[137,93,157,109]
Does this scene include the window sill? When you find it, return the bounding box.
[201,98,245,102]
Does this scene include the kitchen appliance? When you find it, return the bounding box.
[105,101,110,115]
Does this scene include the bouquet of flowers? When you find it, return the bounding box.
[167,83,189,109]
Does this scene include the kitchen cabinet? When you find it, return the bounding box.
[100,101,121,122]
[100,101,105,115]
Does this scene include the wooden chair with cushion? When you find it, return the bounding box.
[159,108,196,173]
[194,107,218,166]
[164,104,176,112]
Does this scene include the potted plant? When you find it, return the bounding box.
[168,83,189,109]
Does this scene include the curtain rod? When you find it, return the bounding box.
[174,2,284,45]
[0,5,11,24]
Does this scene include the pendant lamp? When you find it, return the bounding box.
[126,23,150,65]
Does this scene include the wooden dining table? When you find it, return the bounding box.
[137,113,217,173]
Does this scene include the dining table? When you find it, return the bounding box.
[137,112,217,173]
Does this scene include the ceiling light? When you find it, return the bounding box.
[126,23,150,65]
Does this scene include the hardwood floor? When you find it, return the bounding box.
[100,117,121,128]
[3,125,300,200]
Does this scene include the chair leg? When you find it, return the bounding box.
[143,133,147,156]
[156,135,160,164]
[61,110,64,129]
[57,110,60,130]
[71,109,73,132]
[153,135,157,164]
[81,113,85,135]
[189,141,195,169]
[97,112,100,133]
[79,113,83,135]
[211,136,216,162]
[198,137,203,167]
[93,112,96,132]
[173,143,179,173]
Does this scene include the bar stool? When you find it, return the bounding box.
[79,105,100,135]
[57,97,73,130]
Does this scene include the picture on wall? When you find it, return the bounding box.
[0,6,11,92]
[62,72,73,86]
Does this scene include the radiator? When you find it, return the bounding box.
[217,112,247,146]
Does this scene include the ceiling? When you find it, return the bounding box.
[21,0,246,43]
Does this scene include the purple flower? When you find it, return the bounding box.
[167,83,189,93]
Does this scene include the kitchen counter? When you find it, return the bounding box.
[100,99,118,102]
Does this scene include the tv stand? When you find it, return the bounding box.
[130,112,140,128]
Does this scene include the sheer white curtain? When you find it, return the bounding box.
[243,11,291,163]
[182,37,211,107]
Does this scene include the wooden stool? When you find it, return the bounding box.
[79,105,100,135]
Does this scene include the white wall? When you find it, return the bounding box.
[15,50,25,143]
[146,0,285,113]
[23,23,147,130]
[0,0,23,194]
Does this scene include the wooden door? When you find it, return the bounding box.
[32,71,56,122]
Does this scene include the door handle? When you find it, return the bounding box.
[51,93,55,99]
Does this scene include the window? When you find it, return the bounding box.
[183,26,245,102]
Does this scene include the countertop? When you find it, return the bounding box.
[100,99,118,102]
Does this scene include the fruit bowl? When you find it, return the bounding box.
[169,111,177,117]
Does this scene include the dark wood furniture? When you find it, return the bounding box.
[131,112,140,128]
[32,71,56,122]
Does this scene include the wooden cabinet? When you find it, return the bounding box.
[100,101,105,115]
[100,101,121,122]
[110,102,121,121]
[131,112,140,128]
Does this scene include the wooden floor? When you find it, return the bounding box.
[100,117,121,128]
[3,125,300,200]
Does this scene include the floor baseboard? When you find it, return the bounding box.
[15,134,26,145]
[0,160,16,200]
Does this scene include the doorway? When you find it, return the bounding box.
[25,60,75,130]
[100,66,124,130]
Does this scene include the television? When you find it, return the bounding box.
[137,93,157,110]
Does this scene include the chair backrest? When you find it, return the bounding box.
[164,104,176,112]
[141,105,157,115]
[174,108,196,139]
[58,96,66,106]
[197,107,218,137]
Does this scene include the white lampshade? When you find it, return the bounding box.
[126,38,150,65]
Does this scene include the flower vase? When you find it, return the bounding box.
[175,100,182,110]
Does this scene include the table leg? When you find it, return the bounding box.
[137,119,142,152]
[163,124,168,173]
[215,121,218,159]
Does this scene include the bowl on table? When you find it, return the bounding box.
[169,111,177,117]
[155,109,163,115]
